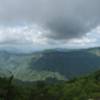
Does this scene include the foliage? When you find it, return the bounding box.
[0,70,100,100]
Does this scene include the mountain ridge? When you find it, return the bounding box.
[0,47,100,81]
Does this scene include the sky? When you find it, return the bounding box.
[0,0,100,52]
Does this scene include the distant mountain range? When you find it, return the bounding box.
[0,47,100,81]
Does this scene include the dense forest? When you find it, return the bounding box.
[0,70,100,100]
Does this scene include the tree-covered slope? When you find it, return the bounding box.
[31,49,100,79]
[0,70,100,100]
[29,70,100,100]
[0,48,100,81]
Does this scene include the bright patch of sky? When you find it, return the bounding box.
[0,24,99,52]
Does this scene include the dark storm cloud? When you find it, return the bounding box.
[43,0,100,40]
[0,0,100,40]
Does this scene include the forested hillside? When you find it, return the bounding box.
[0,48,100,81]
[0,70,100,100]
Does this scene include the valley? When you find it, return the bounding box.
[0,47,100,81]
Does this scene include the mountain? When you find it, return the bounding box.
[0,47,100,81]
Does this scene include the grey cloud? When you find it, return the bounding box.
[42,0,100,40]
[0,0,100,40]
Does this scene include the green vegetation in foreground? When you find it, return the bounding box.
[0,71,100,100]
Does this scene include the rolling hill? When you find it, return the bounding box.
[0,47,100,81]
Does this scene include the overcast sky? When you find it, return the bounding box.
[0,0,100,52]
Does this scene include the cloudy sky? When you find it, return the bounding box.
[0,0,100,52]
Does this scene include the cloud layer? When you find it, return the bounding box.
[0,0,100,50]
